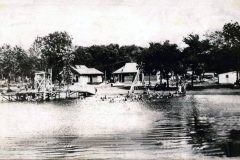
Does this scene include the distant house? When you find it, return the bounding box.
[113,63,143,86]
[218,71,239,84]
[62,65,103,85]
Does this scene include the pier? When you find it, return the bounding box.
[0,70,95,102]
[0,89,94,102]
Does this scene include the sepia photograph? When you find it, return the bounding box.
[0,0,240,159]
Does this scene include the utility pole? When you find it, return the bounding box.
[50,68,52,94]
[63,66,66,89]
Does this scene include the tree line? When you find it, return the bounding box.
[0,21,240,88]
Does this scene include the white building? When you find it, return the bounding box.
[113,63,143,86]
[63,65,104,85]
[218,71,239,84]
[112,62,159,87]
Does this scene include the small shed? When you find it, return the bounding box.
[218,71,239,84]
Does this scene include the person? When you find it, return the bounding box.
[182,82,186,94]
[147,87,150,95]
[25,84,28,91]
[126,91,130,98]
[110,98,114,103]
[178,84,182,93]
[95,87,97,94]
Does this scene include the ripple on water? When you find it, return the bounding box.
[0,94,240,159]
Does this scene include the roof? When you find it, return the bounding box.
[122,63,138,73]
[113,66,124,74]
[71,65,103,75]
[75,65,87,69]
[35,71,50,75]
[113,62,138,74]
[219,71,237,75]
[204,72,215,76]
[88,68,104,74]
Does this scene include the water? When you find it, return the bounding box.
[0,94,240,159]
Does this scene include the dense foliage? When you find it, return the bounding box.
[1,22,240,88]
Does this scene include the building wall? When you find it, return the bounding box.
[144,72,159,86]
[124,75,134,82]
[74,74,103,84]
[72,75,89,85]
[92,76,102,83]
[219,72,239,84]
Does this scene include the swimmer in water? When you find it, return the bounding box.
[110,98,114,103]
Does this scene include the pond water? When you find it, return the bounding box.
[0,94,240,159]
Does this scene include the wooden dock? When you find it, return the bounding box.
[0,89,95,102]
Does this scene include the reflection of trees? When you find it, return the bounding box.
[221,130,240,157]
[187,113,216,144]
[187,102,221,156]
[186,96,240,157]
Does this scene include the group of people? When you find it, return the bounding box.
[176,81,187,94]
[97,80,187,103]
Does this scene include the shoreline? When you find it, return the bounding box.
[1,84,240,98]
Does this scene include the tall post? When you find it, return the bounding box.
[43,72,46,100]
[105,70,106,87]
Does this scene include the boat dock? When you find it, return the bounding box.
[0,89,95,102]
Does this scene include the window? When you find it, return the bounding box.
[226,75,229,78]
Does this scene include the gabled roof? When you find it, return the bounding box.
[71,65,103,75]
[88,68,104,74]
[113,62,138,74]
[122,63,138,73]
[75,65,87,69]
[113,66,124,74]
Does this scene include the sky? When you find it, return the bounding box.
[0,0,240,50]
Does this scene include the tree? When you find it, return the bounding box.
[119,45,142,62]
[72,46,93,66]
[206,22,240,86]
[148,41,181,89]
[0,44,15,90]
[0,45,31,91]
[205,31,231,74]
[183,34,211,87]
[62,48,74,94]
[88,44,121,79]
[136,48,155,85]
[13,46,32,78]
[30,31,74,82]
[221,22,240,83]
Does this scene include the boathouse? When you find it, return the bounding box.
[112,62,162,87]
[113,62,144,86]
[218,71,240,84]
[62,65,104,85]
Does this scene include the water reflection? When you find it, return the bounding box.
[0,95,240,159]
